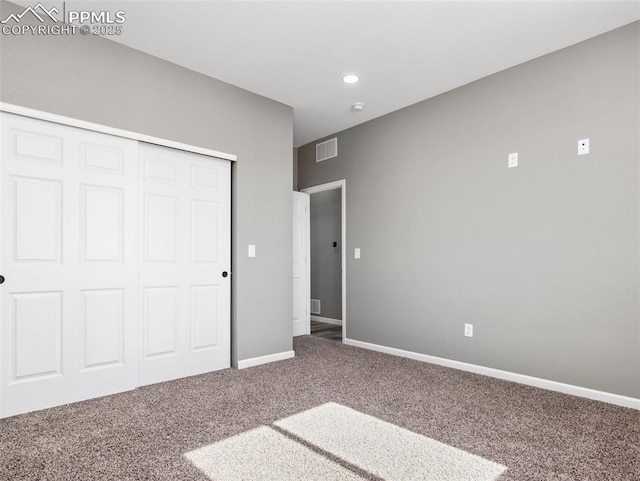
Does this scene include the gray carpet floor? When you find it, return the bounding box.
[1,336,638,480]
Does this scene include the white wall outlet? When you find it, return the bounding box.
[248,244,256,257]
[578,138,590,155]
[464,323,473,337]
[508,152,518,168]
[354,248,361,259]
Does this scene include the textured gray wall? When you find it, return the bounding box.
[310,190,342,320]
[299,22,640,398]
[0,0,293,365]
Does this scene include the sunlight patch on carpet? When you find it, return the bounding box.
[184,426,366,481]
[274,402,507,481]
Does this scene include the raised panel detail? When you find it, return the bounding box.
[13,177,61,262]
[144,157,178,183]
[191,200,218,263]
[12,292,62,381]
[80,143,124,175]
[191,285,218,350]
[81,289,123,369]
[191,166,219,190]
[11,129,62,165]
[144,287,178,358]
[144,194,177,262]
[293,278,300,320]
[293,223,301,264]
[81,185,123,262]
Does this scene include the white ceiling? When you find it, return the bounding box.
[26,1,640,146]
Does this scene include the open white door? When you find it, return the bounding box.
[292,191,310,336]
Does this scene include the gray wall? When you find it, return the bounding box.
[310,190,342,321]
[0,0,293,365]
[299,22,640,398]
[293,148,299,191]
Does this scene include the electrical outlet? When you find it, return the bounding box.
[578,138,590,155]
[464,323,473,338]
[508,152,518,168]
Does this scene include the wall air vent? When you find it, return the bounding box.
[316,137,338,162]
[310,299,321,315]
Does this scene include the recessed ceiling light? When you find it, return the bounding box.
[342,74,360,84]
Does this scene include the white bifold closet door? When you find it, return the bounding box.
[138,144,230,386]
[0,113,230,418]
[0,114,139,417]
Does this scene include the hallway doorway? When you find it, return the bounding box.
[302,180,346,342]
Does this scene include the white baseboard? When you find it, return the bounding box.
[343,338,639,410]
[310,316,342,326]
[237,350,295,369]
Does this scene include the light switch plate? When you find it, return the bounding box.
[508,152,518,168]
[464,323,473,337]
[354,248,361,259]
[248,245,256,257]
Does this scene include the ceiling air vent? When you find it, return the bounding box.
[316,137,338,162]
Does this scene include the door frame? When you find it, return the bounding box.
[301,180,346,341]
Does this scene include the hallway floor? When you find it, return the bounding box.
[310,320,342,341]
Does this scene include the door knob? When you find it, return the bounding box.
[0,275,4,284]
[222,271,228,278]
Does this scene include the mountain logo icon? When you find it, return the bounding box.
[1,3,60,24]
